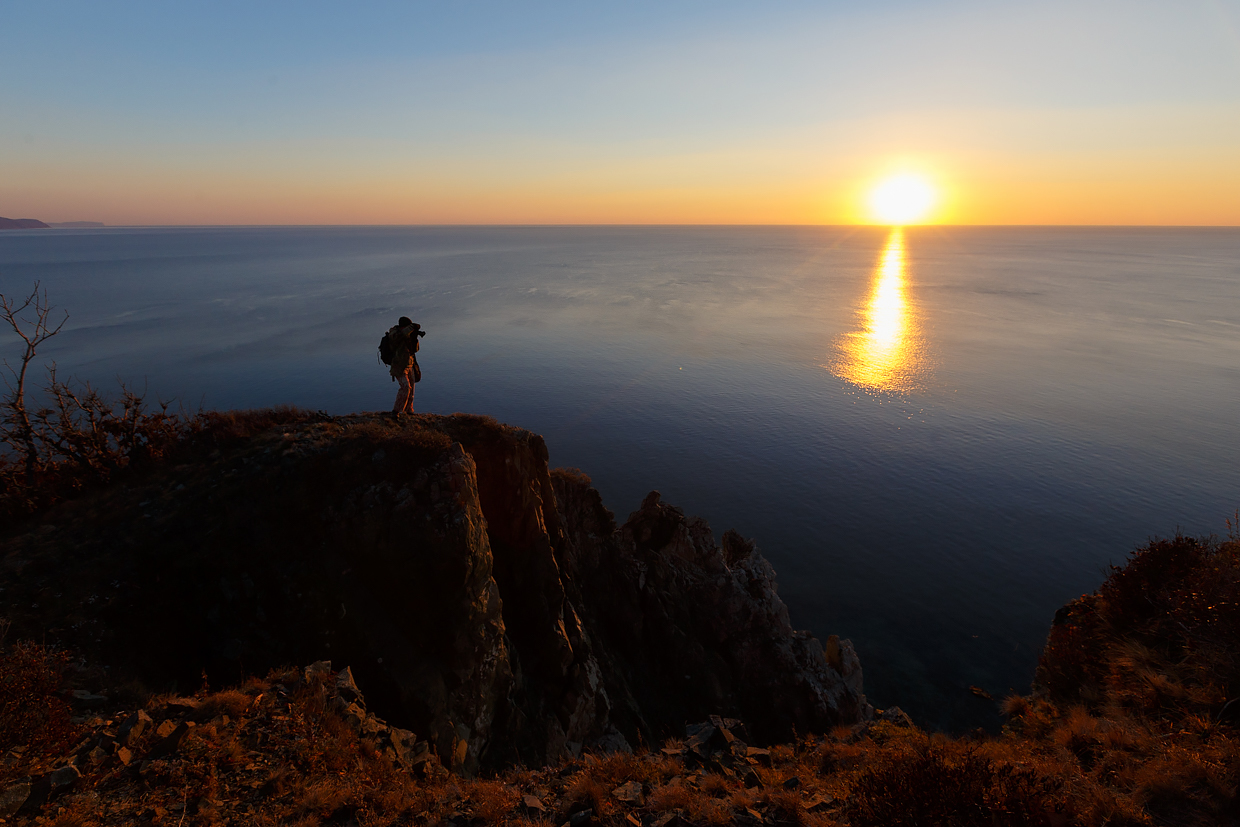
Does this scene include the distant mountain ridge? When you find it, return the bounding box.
[0,216,50,229]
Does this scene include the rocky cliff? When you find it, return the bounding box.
[0,412,870,773]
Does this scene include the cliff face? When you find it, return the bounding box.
[0,412,869,773]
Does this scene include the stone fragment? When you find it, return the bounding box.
[610,780,644,804]
[146,722,193,759]
[0,778,32,817]
[569,808,594,827]
[162,697,201,716]
[804,793,835,812]
[119,710,153,745]
[745,746,772,767]
[155,720,178,738]
[739,765,763,789]
[335,666,363,705]
[116,747,134,765]
[781,775,800,790]
[521,794,546,814]
[684,722,715,757]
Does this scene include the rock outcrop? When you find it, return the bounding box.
[0,412,869,773]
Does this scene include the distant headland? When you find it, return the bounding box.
[0,217,104,229]
[0,216,50,229]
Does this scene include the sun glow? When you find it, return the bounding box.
[869,174,936,225]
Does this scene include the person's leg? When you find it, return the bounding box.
[394,372,412,413]
[404,369,415,413]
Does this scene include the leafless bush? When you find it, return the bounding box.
[0,282,192,521]
[0,281,67,481]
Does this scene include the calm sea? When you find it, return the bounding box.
[2,225,1238,730]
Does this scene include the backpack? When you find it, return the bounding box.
[377,327,400,366]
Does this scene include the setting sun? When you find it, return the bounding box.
[869,174,937,225]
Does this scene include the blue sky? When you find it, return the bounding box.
[3,1,1239,224]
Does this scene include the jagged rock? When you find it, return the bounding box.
[18,765,80,815]
[118,710,152,745]
[557,479,871,744]
[146,722,193,759]
[739,765,763,788]
[0,778,32,817]
[335,665,363,705]
[746,746,772,767]
[611,780,644,804]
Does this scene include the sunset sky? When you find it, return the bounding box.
[3,1,1239,226]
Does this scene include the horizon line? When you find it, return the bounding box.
[7,222,1240,230]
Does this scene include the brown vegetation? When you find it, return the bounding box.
[5,526,1239,826]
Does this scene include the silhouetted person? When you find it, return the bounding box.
[380,316,423,415]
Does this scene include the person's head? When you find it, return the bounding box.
[398,316,414,328]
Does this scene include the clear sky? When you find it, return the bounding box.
[2,0,1239,225]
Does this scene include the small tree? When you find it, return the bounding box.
[0,281,67,482]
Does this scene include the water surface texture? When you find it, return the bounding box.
[2,225,1238,729]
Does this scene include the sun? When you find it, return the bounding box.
[869,174,936,225]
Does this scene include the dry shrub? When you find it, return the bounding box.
[465,779,520,822]
[726,785,760,812]
[201,688,253,718]
[295,780,349,819]
[764,788,807,827]
[687,796,733,826]
[1129,745,1231,818]
[189,406,314,449]
[563,773,612,818]
[647,777,695,813]
[1051,707,1103,767]
[551,467,592,486]
[0,641,80,777]
[698,773,732,797]
[847,742,1067,827]
[1002,694,1032,719]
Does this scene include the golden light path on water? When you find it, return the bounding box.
[832,228,928,392]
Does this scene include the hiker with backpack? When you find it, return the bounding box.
[378,316,424,415]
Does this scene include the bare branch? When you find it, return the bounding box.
[0,280,69,481]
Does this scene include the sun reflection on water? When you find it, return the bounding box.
[832,228,928,392]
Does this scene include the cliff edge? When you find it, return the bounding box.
[0,411,870,774]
